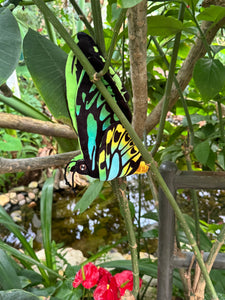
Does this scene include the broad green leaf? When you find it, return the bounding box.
[0,290,39,300]
[0,8,21,86]
[193,58,225,100]
[41,176,54,270]
[197,5,225,23]
[0,133,22,152]
[23,29,70,124]
[117,0,143,8]
[0,250,21,290]
[194,140,210,165]
[75,180,104,213]
[147,16,183,36]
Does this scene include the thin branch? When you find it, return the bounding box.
[69,0,94,36]
[0,113,77,139]
[91,0,105,56]
[111,179,140,298]
[96,8,127,78]
[0,151,80,174]
[128,0,148,138]
[151,2,185,156]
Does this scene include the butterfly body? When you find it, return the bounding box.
[65,33,148,184]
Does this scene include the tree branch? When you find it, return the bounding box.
[145,17,225,133]
[128,0,148,138]
[0,113,77,139]
[0,151,80,174]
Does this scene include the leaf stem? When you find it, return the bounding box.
[44,15,57,44]
[69,0,94,36]
[91,0,105,56]
[111,179,140,298]
[151,3,185,156]
[96,9,127,78]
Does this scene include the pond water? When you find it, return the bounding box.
[1,173,225,256]
[1,175,155,257]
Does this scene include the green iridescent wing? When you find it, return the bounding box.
[65,32,147,183]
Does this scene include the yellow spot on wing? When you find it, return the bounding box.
[134,161,149,174]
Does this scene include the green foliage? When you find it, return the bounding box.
[0,8,21,86]
[75,180,104,214]
[1,0,225,298]
[193,58,225,101]
[23,29,70,125]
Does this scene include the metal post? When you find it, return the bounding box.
[157,161,177,300]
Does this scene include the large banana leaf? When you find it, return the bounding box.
[23,29,78,152]
[23,29,70,125]
[0,8,22,86]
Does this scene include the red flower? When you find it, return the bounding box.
[73,262,99,289]
[37,28,43,32]
[98,267,113,282]
[114,270,142,296]
[94,276,119,300]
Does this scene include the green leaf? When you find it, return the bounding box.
[0,250,21,290]
[197,5,225,23]
[75,180,104,213]
[0,94,50,121]
[40,176,54,270]
[0,241,62,281]
[0,206,49,283]
[0,133,22,152]
[0,8,21,86]
[147,16,183,37]
[194,140,210,165]
[0,289,40,300]
[23,29,70,124]
[193,58,225,100]
[117,0,142,8]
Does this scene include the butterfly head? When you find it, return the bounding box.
[64,154,90,188]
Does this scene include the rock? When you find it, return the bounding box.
[10,198,19,205]
[34,248,86,274]
[0,194,10,206]
[32,213,41,228]
[17,193,25,201]
[28,181,38,189]
[4,203,11,211]
[28,192,36,200]
[10,186,25,192]
[26,196,32,203]
[28,201,37,208]
[19,199,26,206]
[10,210,22,222]
[58,248,86,268]
[9,192,17,199]
[33,188,39,194]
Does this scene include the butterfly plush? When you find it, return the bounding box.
[65,32,148,185]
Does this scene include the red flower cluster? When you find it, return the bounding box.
[72,262,142,300]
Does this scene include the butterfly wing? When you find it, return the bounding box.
[65,32,148,182]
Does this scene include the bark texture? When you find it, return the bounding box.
[0,151,80,174]
[128,0,148,138]
[0,113,77,139]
